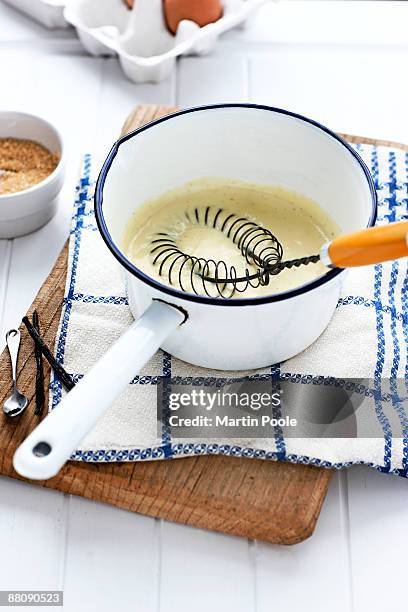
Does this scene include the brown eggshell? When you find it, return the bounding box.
[164,0,223,35]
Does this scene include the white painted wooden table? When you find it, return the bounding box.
[0,2,407,610]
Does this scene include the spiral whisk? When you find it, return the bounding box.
[150,206,320,298]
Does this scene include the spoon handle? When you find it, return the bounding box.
[6,329,21,387]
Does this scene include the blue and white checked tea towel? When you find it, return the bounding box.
[50,143,408,476]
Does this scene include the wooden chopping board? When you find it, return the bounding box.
[0,105,334,546]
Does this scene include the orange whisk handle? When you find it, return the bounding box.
[320,221,408,268]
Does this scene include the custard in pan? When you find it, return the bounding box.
[123,178,340,298]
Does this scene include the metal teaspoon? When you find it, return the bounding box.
[3,329,28,417]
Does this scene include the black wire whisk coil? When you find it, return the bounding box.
[150,206,319,298]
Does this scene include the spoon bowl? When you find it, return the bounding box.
[3,389,28,418]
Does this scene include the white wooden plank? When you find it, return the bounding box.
[0,49,103,163]
[159,522,255,612]
[0,1,74,41]
[256,472,352,612]
[0,477,67,591]
[347,466,408,612]
[94,57,176,154]
[249,47,408,143]
[62,497,159,612]
[0,49,37,106]
[225,1,408,46]
[177,54,248,106]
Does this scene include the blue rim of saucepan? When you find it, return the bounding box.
[94,103,378,307]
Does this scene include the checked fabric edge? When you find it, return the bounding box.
[49,142,408,476]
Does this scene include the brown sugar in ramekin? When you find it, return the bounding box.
[0,138,59,196]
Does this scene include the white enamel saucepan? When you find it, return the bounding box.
[13,104,377,480]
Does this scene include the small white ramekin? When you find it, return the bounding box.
[0,111,65,239]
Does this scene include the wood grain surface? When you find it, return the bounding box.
[0,105,335,545]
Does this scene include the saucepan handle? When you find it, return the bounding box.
[13,301,184,481]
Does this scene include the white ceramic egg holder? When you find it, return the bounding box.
[64,0,266,83]
[3,0,266,82]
